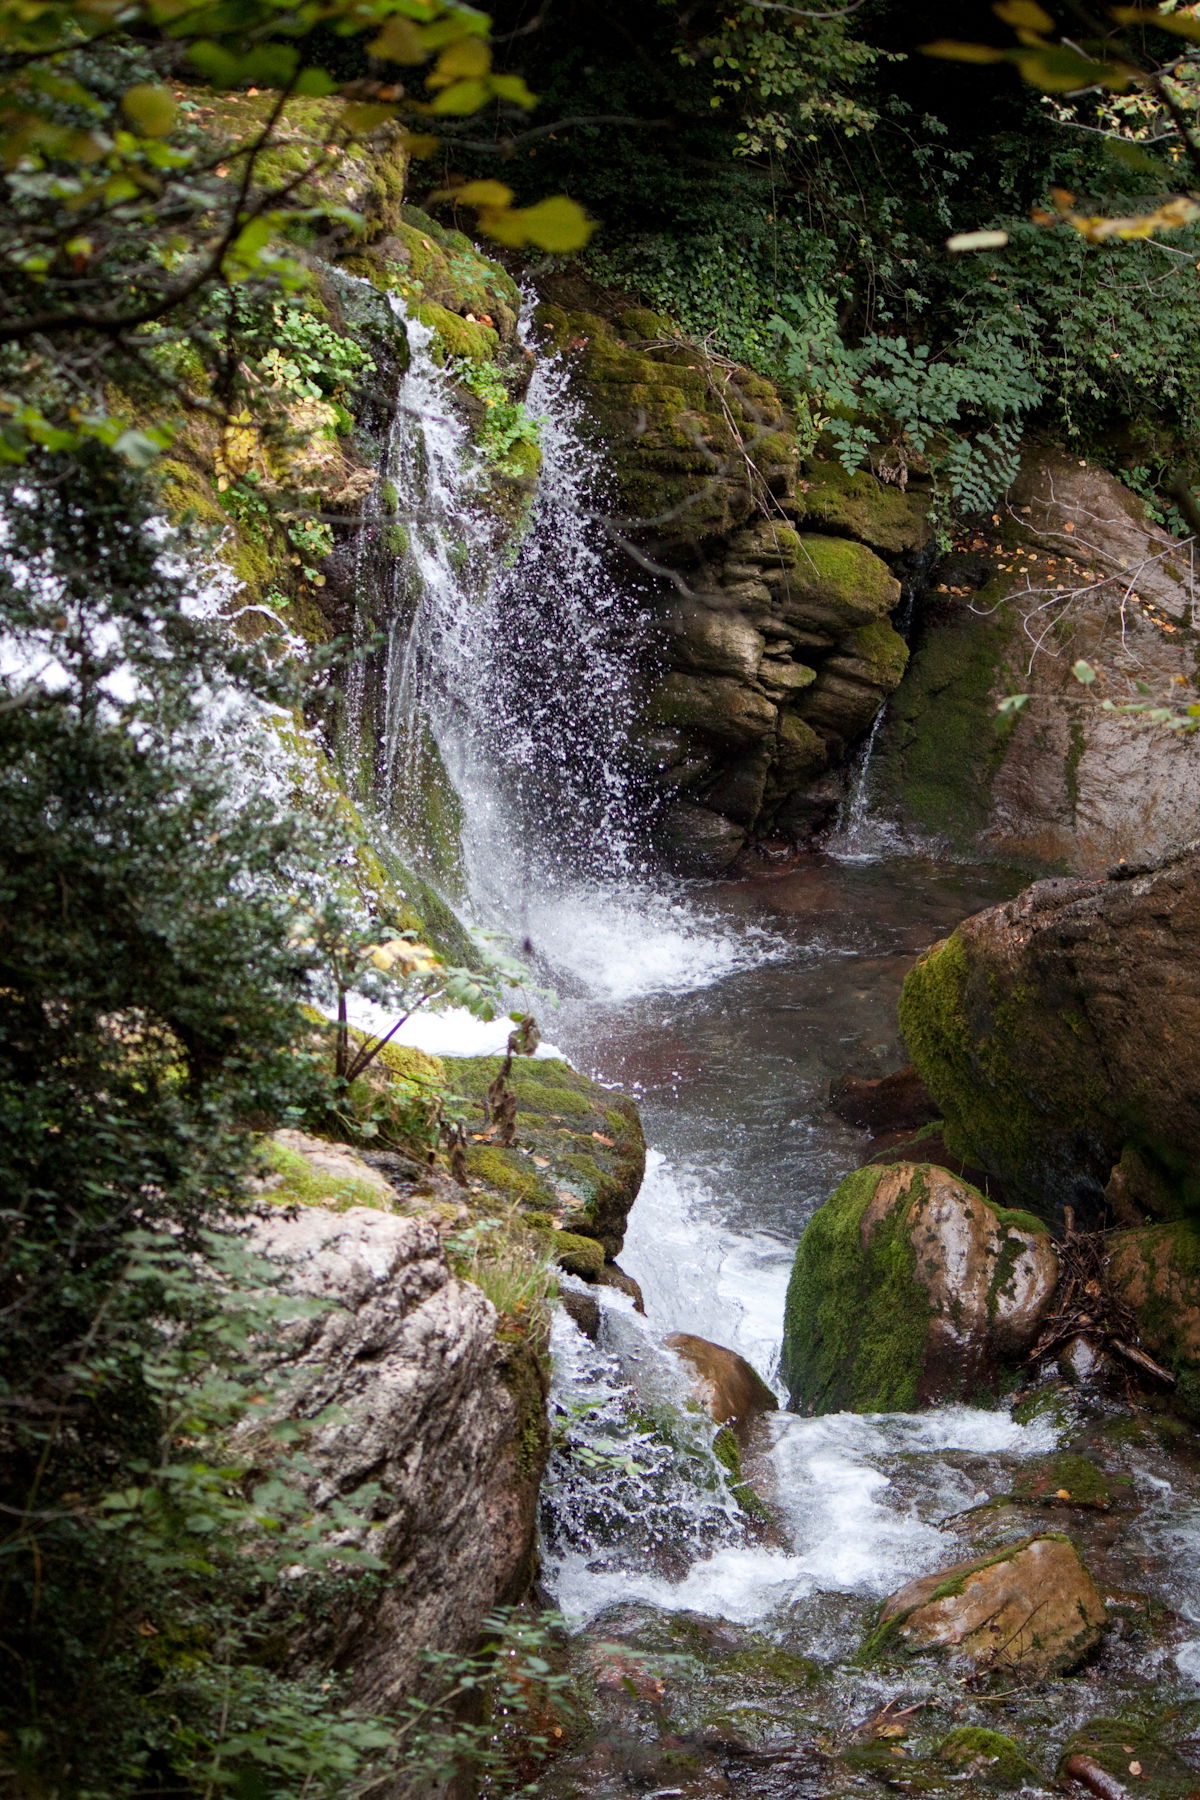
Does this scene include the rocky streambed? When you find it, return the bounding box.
[520,849,1200,1800]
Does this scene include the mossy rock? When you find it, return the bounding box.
[260,1132,396,1213]
[870,577,1023,848]
[1106,1221,1200,1413]
[774,533,901,631]
[864,1531,1106,1676]
[782,1161,1056,1415]
[550,1230,606,1280]
[1009,1451,1117,1510]
[1061,1710,1200,1799]
[790,456,931,558]
[446,1055,646,1255]
[937,1727,1040,1788]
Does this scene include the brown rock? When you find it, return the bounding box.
[1105,1221,1200,1404]
[664,1332,778,1443]
[1011,448,1196,623]
[899,846,1200,1225]
[828,1064,936,1135]
[597,1260,646,1313]
[869,1533,1105,1676]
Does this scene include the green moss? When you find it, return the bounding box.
[791,456,931,557]
[712,1424,774,1523]
[467,1146,545,1204]
[414,301,498,364]
[847,617,909,688]
[1060,1710,1200,1799]
[898,934,1048,1198]
[938,1728,1040,1788]
[871,576,1021,846]
[777,533,899,627]
[781,1165,932,1414]
[1010,1452,1115,1509]
[260,1140,391,1213]
[550,1230,605,1279]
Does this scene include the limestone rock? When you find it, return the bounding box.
[872,451,1200,873]
[663,1333,778,1444]
[261,1129,398,1210]
[898,847,1200,1226]
[782,1161,1057,1414]
[655,798,747,876]
[1011,448,1196,622]
[868,1533,1105,1676]
[828,1064,936,1136]
[246,1205,547,1708]
[1105,1221,1200,1408]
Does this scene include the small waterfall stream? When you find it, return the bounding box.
[348,303,1200,1791]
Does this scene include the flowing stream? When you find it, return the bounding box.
[361,313,1200,1791]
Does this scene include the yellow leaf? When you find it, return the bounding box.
[1111,6,1200,38]
[122,84,177,137]
[429,76,489,114]
[479,194,596,252]
[446,178,514,208]
[921,39,1007,62]
[341,101,397,134]
[946,228,1010,251]
[367,16,427,64]
[994,0,1054,29]
[427,37,491,88]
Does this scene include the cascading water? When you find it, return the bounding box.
[344,302,1200,1790]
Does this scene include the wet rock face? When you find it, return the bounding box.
[245,1205,547,1710]
[663,1333,778,1444]
[868,1533,1106,1677]
[872,449,1200,874]
[534,301,930,871]
[782,1161,1057,1414]
[898,845,1200,1232]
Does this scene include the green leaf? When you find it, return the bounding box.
[1072,659,1098,684]
[429,76,489,113]
[121,83,177,137]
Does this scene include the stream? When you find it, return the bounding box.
[358,307,1200,1793]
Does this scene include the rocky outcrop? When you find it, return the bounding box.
[663,1333,778,1444]
[782,1161,1057,1414]
[535,302,930,870]
[246,1204,548,1709]
[866,1533,1106,1677]
[898,845,1200,1228]
[446,1053,646,1261]
[872,449,1200,873]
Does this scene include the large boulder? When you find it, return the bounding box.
[782,1161,1057,1414]
[865,1533,1106,1677]
[872,451,1200,873]
[898,846,1200,1226]
[246,1205,547,1709]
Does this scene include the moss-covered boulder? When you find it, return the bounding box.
[870,447,1200,873]
[788,457,932,558]
[897,848,1200,1227]
[1106,1222,1200,1412]
[865,1532,1105,1677]
[444,1055,645,1257]
[782,1161,1057,1414]
[260,1129,399,1212]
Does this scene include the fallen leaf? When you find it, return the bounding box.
[591,1131,615,1146]
[532,1155,550,1167]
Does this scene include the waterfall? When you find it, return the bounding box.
[347,303,648,934]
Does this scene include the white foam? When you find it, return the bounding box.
[522,884,783,1002]
[343,992,563,1060]
[618,1150,793,1390]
